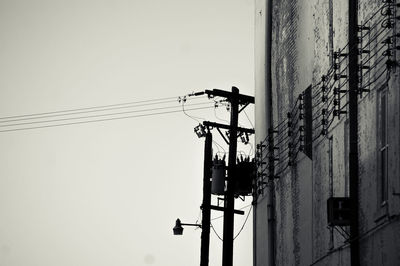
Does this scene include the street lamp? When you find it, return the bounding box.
[173,218,201,235]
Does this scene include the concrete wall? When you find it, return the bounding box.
[254,0,400,265]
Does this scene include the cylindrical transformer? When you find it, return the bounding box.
[211,159,226,195]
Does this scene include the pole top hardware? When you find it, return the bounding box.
[204,88,255,105]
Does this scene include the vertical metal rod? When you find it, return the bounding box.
[200,132,212,266]
[348,1,360,265]
[222,86,240,266]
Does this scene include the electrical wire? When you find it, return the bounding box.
[213,100,230,123]
[310,214,400,266]
[0,99,181,124]
[195,209,202,225]
[234,205,253,240]
[359,37,390,67]
[255,1,396,182]
[0,106,216,133]
[343,2,393,64]
[359,3,392,32]
[360,67,389,90]
[0,102,214,128]
[0,96,180,121]
[361,26,391,50]
[243,110,254,129]
[210,222,223,241]
[181,100,208,123]
[210,204,253,222]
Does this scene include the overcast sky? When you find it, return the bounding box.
[0,0,254,265]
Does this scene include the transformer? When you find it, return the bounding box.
[211,157,226,195]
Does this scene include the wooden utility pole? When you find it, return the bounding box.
[222,87,240,266]
[204,87,254,266]
[200,131,212,266]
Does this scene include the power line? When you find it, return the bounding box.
[0,96,182,121]
[0,99,180,124]
[210,222,223,241]
[0,106,215,133]
[0,102,213,128]
[234,205,253,240]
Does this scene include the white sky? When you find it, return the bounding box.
[0,0,255,265]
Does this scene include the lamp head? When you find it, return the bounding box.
[173,218,184,235]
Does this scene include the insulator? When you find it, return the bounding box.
[333,110,347,116]
[381,19,394,29]
[357,25,370,31]
[334,88,347,94]
[257,161,266,166]
[383,49,393,57]
[359,65,370,70]
[381,7,394,17]
[382,37,393,45]
[333,52,339,59]
[358,49,370,55]
[333,63,340,70]
[337,52,348,57]
[334,74,347,80]
[358,88,370,94]
[386,59,399,68]
[269,156,279,162]
[256,144,266,150]
[268,128,279,134]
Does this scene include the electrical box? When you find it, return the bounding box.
[211,159,226,195]
[327,197,351,226]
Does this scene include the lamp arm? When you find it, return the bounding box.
[181,223,202,228]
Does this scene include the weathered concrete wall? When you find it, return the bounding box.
[357,1,400,265]
[254,0,400,265]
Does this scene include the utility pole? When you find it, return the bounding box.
[203,87,254,266]
[200,131,212,266]
[222,87,239,266]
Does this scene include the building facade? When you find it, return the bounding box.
[253,0,400,265]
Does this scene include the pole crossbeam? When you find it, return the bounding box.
[203,121,255,134]
[205,89,255,105]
